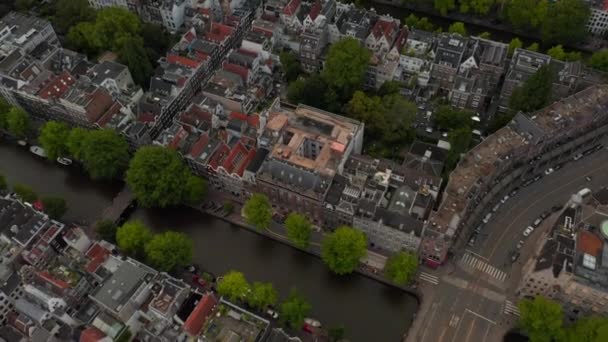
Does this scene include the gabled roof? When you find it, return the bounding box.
[183,294,217,336]
[189,133,210,158]
[371,18,399,41]
[578,231,603,257]
[229,111,259,128]
[38,71,75,100]
[167,54,200,69]
[80,326,107,342]
[308,0,322,21]
[85,243,111,273]
[223,63,249,83]
[205,23,235,44]
[283,0,301,16]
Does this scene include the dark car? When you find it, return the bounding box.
[511,251,520,263]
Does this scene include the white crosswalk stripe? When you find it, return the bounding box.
[419,272,439,285]
[459,252,507,282]
[504,300,520,316]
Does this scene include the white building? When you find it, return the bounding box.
[587,2,608,36]
[88,0,129,9]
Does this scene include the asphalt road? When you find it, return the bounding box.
[408,146,608,342]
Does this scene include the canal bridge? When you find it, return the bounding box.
[101,187,135,224]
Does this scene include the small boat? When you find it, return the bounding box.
[29,146,47,158]
[56,157,72,166]
[17,140,27,146]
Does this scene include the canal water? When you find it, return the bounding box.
[0,141,419,342]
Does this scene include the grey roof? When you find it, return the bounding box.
[228,50,256,67]
[260,159,331,195]
[510,112,546,143]
[246,148,270,173]
[434,34,466,68]
[15,298,49,324]
[374,207,424,237]
[90,61,127,85]
[92,260,150,312]
[0,198,48,246]
[408,29,433,43]
[191,39,218,55]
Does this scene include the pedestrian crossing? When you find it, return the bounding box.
[419,272,439,285]
[460,252,507,282]
[504,300,520,316]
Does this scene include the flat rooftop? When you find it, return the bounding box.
[265,103,363,176]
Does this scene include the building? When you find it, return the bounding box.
[587,0,608,35]
[518,189,608,318]
[250,99,364,225]
[430,33,467,91]
[422,85,608,268]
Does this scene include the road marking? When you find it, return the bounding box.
[504,300,520,316]
[449,314,460,327]
[481,324,492,342]
[463,317,477,342]
[464,249,488,260]
[419,272,439,285]
[459,252,507,282]
[419,302,440,342]
[465,309,497,325]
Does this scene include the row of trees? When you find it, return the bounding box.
[37,121,207,208]
[0,175,67,220]
[519,296,608,342]
[243,193,419,283]
[0,99,30,139]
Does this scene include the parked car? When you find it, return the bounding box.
[573,153,583,161]
[501,195,510,204]
[516,240,524,249]
[510,251,520,263]
[468,235,476,247]
[266,309,279,319]
[523,226,534,237]
[474,225,483,233]
[17,139,27,146]
[482,213,492,224]
[540,211,550,220]
[585,176,592,182]
[532,218,543,227]
[544,168,554,175]
[492,203,501,213]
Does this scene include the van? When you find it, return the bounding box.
[483,213,492,224]
[578,188,592,198]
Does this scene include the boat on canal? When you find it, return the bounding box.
[29,146,47,158]
[56,157,72,166]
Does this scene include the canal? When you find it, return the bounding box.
[0,141,419,342]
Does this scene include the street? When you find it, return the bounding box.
[408,147,608,342]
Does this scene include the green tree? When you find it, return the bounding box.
[541,0,589,45]
[0,97,11,129]
[547,45,566,61]
[127,146,205,207]
[377,80,401,97]
[564,316,608,342]
[280,288,311,329]
[6,107,29,138]
[478,31,492,39]
[404,14,434,31]
[589,49,608,72]
[248,282,278,310]
[384,252,419,285]
[459,0,494,15]
[518,296,565,342]
[80,129,129,180]
[506,0,548,30]
[404,14,420,29]
[321,226,367,275]
[448,22,467,36]
[509,65,553,113]
[243,193,272,230]
[94,219,117,242]
[284,212,312,249]
[0,174,6,191]
[322,37,371,102]
[145,231,193,272]
[508,38,523,57]
[41,196,67,220]
[527,43,540,52]
[328,326,346,342]
[117,36,153,87]
[217,271,250,302]
[67,22,101,56]
[66,128,88,160]
[434,0,456,16]
[93,7,141,51]
[279,51,302,82]
[434,105,472,131]
[141,23,172,66]
[13,183,37,203]
[115,329,132,342]
[39,121,70,160]
[116,220,153,258]
[52,0,96,35]
[446,126,473,170]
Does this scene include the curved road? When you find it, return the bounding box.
[409,146,608,342]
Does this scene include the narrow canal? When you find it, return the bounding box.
[0,141,419,342]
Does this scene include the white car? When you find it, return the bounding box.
[523,226,534,237]
[501,195,510,204]
[573,153,583,161]
[482,213,492,224]
[545,168,554,175]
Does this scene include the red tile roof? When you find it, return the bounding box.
[308,0,322,21]
[236,147,257,176]
[223,63,249,83]
[38,271,70,290]
[206,23,235,44]
[167,54,201,69]
[184,29,196,42]
[38,71,75,100]
[371,19,399,41]
[85,243,110,273]
[189,133,210,158]
[183,294,217,336]
[168,126,190,150]
[85,88,114,123]
[96,102,123,127]
[222,142,247,174]
[283,0,300,15]
[80,327,107,342]
[578,231,603,257]
[229,111,260,128]
[209,143,231,170]
[179,104,213,127]
[392,27,409,52]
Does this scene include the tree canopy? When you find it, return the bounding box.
[6,107,29,139]
[404,14,434,31]
[145,231,193,272]
[284,212,312,249]
[248,282,278,310]
[41,196,67,220]
[434,105,473,131]
[287,74,336,111]
[448,22,467,36]
[116,220,153,258]
[280,288,311,329]
[509,65,553,113]
[0,98,11,130]
[589,49,608,72]
[563,316,608,342]
[506,0,548,30]
[508,38,522,57]
[95,219,117,243]
[243,193,272,230]
[39,121,70,160]
[434,0,456,16]
[52,0,96,35]
[126,146,206,208]
[546,45,581,61]
[13,183,37,203]
[321,226,367,275]
[217,271,250,302]
[66,128,88,161]
[279,51,302,82]
[117,36,153,87]
[79,129,130,180]
[541,0,589,45]
[518,296,565,342]
[322,37,371,102]
[384,252,419,285]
